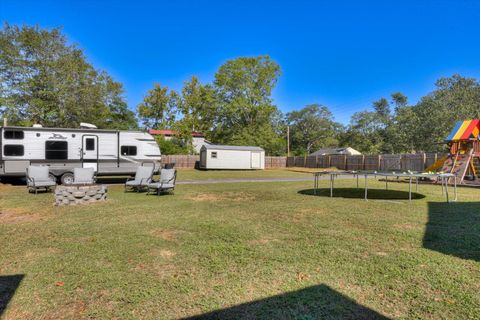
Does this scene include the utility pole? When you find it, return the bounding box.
[287,125,290,157]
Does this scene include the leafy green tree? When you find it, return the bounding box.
[212,56,283,154]
[102,78,138,129]
[0,23,135,129]
[342,76,480,154]
[389,105,418,153]
[154,135,191,155]
[391,92,408,110]
[229,120,286,156]
[413,75,480,152]
[175,76,218,149]
[137,83,178,129]
[340,111,385,154]
[343,93,415,154]
[380,92,419,154]
[371,97,395,153]
[286,104,340,155]
[373,97,391,121]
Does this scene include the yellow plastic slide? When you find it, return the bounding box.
[425,156,448,172]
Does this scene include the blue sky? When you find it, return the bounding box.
[1,0,480,124]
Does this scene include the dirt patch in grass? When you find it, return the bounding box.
[186,192,255,202]
[291,208,330,223]
[42,299,88,320]
[150,229,187,241]
[150,248,177,260]
[133,261,178,279]
[159,249,176,259]
[0,208,48,224]
[3,308,33,320]
[187,193,222,202]
[23,247,62,260]
[248,238,280,245]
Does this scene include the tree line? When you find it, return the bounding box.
[2,24,480,155]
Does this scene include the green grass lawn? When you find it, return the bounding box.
[0,174,479,319]
[95,169,310,185]
[173,168,310,181]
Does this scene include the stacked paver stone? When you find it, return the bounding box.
[54,185,107,206]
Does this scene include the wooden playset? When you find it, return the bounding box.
[433,119,480,184]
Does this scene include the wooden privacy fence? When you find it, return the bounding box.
[264,156,287,169]
[161,155,199,168]
[161,155,287,169]
[161,153,443,171]
[287,153,444,172]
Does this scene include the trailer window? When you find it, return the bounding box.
[4,130,24,139]
[211,152,217,158]
[121,146,137,156]
[4,145,24,156]
[45,141,68,160]
[85,138,95,151]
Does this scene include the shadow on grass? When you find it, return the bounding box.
[0,275,24,316]
[181,284,389,320]
[0,177,26,186]
[298,188,426,200]
[424,202,480,262]
[95,176,130,185]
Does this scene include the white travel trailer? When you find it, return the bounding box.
[0,124,161,184]
[199,144,265,170]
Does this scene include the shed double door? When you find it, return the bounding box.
[251,152,261,169]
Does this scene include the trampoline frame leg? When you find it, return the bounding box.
[364,174,368,201]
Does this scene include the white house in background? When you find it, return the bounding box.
[310,147,361,156]
[148,129,209,154]
[199,145,265,170]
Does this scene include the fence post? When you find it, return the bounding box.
[378,155,381,171]
[328,155,331,168]
[304,155,307,167]
[362,155,365,171]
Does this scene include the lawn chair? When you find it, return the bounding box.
[72,167,96,185]
[26,165,56,194]
[147,168,177,195]
[125,166,154,192]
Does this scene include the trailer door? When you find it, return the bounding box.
[82,135,99,172]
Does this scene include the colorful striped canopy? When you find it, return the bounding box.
[446,119,480,141]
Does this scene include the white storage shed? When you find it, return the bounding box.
[199,145,265,170]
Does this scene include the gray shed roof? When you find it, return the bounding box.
[201,144,264,151]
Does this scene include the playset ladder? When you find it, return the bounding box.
[449,149,473,184]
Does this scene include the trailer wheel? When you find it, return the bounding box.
[61,172,74,185]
